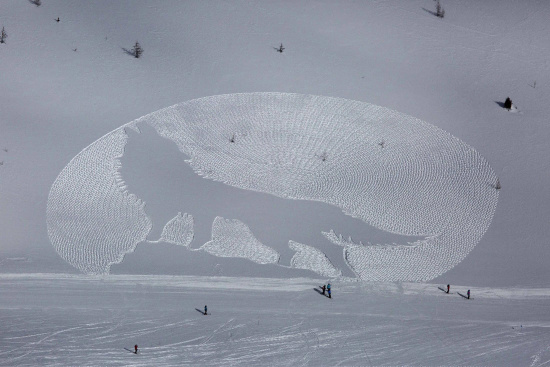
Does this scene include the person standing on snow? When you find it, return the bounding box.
[134,345,138,354]
[327,283,331,298]
[322,285,326,295]
[447,284,450,294]
[204,305,208,315]
[467,289,470,299]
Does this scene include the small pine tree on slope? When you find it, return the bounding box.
[0,27,7,44]
[132,42,143,58]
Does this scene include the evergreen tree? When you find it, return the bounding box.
[0,27,7,44]
[436,1,445,18]
[132,42,143,58]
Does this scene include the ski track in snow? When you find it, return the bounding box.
[0,312,513,366]
[1,275,550,366]
[47,93,499,281]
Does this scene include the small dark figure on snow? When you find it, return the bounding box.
[327,283,332,298]
[276,43,285,53]
[204,305,208,315]
[504,97,512,110]
[134,344,138,354]
[447,284,450,294]
[55,17,60,22]
[322,285,326,295]
[467,289,470,299]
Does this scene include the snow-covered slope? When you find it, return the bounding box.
[2,274,550,366]
[47,93,498,282]
[2,1,550,365]
[1,0,550,286]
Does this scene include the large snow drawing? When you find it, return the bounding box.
[47,93,499,280]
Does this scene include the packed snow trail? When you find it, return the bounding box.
[1,274,550,366]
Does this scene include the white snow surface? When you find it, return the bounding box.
[2,274,550,366]
[2,1,550,364]
[2,0,549,286]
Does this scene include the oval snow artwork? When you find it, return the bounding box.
[47,93,499,280]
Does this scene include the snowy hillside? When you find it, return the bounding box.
[47,92,499,282]
[2,0,549,286]
[1,0,550,365]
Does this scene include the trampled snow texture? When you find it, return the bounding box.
[47,93,498,280]
[46,129,152,274]
[200,217,280,264]
[3,275,550,366]
[158,212,194,247]
[289,240,342,278]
